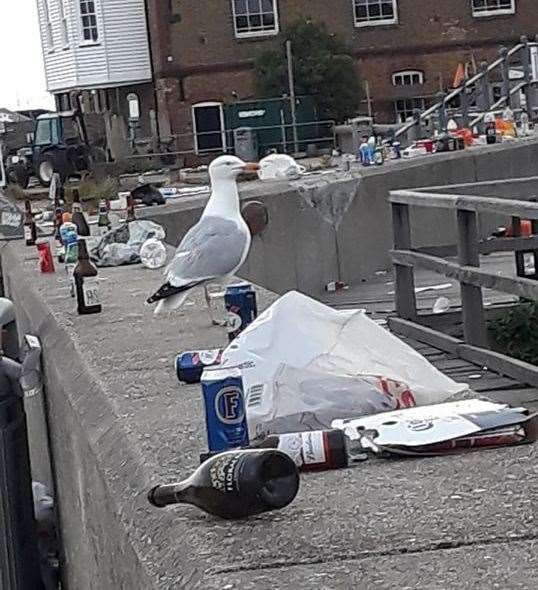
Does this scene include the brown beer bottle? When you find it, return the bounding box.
[252,429,349,472]
[126,194,136,223]
[71,189,90,236]
[23,199,37,246]
[73,238,101,315]
[148,449,300,519]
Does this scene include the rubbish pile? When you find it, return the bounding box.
[151,289,538,520]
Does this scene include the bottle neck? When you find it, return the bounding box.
[77,239,89,261]
[149,479,194,507]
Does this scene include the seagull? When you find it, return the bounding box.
[147,155,259,314]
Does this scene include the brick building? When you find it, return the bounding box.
[145,0,537,153]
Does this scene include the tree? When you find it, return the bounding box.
[254,20,362,123]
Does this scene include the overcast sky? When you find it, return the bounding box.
[0,1,55,110]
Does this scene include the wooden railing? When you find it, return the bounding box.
[389,189,538,386]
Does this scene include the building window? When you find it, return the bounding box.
[232,0,279,38]
[353,0,398,27]
[79,0,99,43]
[471,0,515,17]
[392,70,424,86]
[394,98,425,123]
[59,0,69,47]
[43,0,54,49]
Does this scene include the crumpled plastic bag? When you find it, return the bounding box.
[221,291,468,437]
[90,220,166,267]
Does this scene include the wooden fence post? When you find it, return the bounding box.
[392,203,417,320]
[457,209,488,347]
[511,216,526,277]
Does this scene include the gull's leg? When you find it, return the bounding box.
[204,284,227,326]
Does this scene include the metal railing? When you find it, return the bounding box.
[389,188,538,386]
[394,36,538,144]
[126,119,336,161]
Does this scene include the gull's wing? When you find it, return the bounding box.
[166,216,249,287]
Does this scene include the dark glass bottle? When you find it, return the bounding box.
[148,450,300,519]
[252,429,349,472]
[97,200,111,235]
[54,196,64,244]
[23,199,37,246]
[73,239,101,315]
[71,189,90,236]
[126,194,136,223]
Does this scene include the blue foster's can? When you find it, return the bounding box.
[175,349,223,384]
[201,367,249,453]
[225,283,258,341]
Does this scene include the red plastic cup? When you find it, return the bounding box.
[37,242,56,273]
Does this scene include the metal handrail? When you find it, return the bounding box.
[394,40,533,141]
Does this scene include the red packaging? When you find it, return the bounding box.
[416,139,434,153]
[37,242,56,273]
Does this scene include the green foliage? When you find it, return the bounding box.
[254,20,362,122]
[5,184,30,201]
[490,300,538,365]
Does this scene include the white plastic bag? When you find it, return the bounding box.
[222,292,467,437]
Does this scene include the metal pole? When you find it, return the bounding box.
[286,40,300,155]
[520,36,534,117]
[364,80,373,118]
[461,80,470,128]
[500,46,511,109]
[436,91,447,133]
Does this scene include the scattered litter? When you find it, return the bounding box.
[388,283,452,295]
[332,400,537,456]
[131,184,166,206]
[432,296,451,314]
[140,238,167,269]
[221,292,467,437]
[258,154,305,181]
[415,283,452,294]
[325,281,349,292]
[90,220,166,267]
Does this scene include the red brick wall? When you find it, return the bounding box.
[151,0,537,131]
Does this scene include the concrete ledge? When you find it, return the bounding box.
[143,137,538,298]
[4,240,538,588]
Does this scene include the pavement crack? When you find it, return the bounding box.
[208,532,538,576]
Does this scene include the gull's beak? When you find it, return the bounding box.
[242,162,260,172]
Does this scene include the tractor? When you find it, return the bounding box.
[5,109,106,188]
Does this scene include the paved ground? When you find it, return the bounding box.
[6,241,538,589]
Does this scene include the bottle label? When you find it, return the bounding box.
[208,453,242,493]
[278,432,326,467]
[82,278,100,307]
[24,226,32,241]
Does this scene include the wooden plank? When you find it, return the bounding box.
[484,388,538,404]
[480,235,538,255]
[471,376,523,392]
[388,317,461,354]
[432,358,477,371]
[390,317,538,387]
[459,344,538,388]
[391,249,538,301]
[392,203,417,321]
[457,209,488,347]
[389,190,538,219]
[512,217,526,277]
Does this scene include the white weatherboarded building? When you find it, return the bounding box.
[36,0,154,137]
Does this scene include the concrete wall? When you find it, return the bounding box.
[145,138,538,297]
